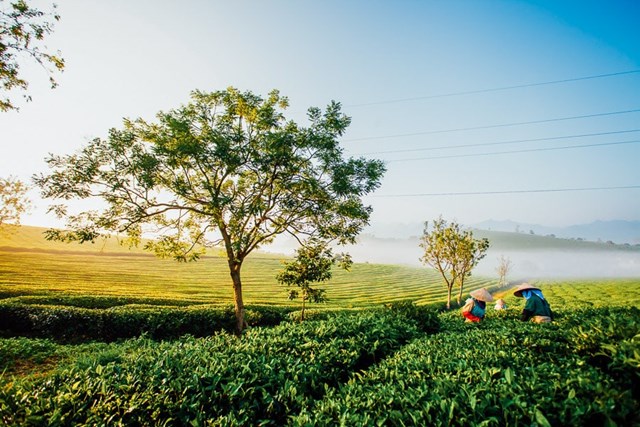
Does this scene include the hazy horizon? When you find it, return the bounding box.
[261,231,640,279]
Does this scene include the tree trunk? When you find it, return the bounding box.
[229,263,246,336]
[457,281,464,306]
[446,285,452,310]
[301,294,306,322]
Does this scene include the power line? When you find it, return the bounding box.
[370,185,640,198]
[346,69,640,108]
[386,139,640,162]
[345,108,640,142]
[357,128,640,156]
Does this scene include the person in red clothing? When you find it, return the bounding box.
[461,288,494,322]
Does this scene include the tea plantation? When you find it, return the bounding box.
[1,228,639,425]
[1,279,639,426]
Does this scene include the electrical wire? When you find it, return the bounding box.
[356,128,640,156]
[385,139,640,162]
[370,185,640,198]
[345,69,640,108]
[344,108,640,142]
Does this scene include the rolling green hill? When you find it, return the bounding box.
[0,225,495,308]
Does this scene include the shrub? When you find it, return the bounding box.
[384,300,441,333]
[0,301,291,342]
[0,311,420,426]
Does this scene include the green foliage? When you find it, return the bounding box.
[4,294,197,309]
[384,300,441,333]
[277,239,352,320]
[287,308,356,322]
[244,305,294,327]
[35,87,385,333]
[0,0,64,111]
[0,176,30,228]
[0,301,293,342]
[0,311,419,426]
[0,337,58,372]
[294,306,640,426]
[0,281,639,426]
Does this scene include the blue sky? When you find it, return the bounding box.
[2,0,640,230]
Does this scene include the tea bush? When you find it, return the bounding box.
[384,300,441,333]
[0,311,422,426]
[3,294,198,308]
[0,301,293,342]
[1,281,638,426]
[0,337,59,372]
[293,306,640,426]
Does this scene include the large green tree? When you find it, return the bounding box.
[0,0,64,111]
[35,87,386,334]
[419,217,489,309]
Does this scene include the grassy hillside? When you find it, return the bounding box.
[0,225,495,308]
[0,224,154,254]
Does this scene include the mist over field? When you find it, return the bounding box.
[264,234,640,279]
[344,241,640,279]
[487,250,640,279]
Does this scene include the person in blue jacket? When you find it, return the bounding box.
[513,283,553,323]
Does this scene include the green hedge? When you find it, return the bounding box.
[0,302,294,342]
[0,311,424,426]
[2,294,200,308]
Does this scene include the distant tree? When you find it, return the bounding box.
[0,0,64,111]
[419,217,490,309]
[34,87,385,335]
[276,239,352,321]
[495,255,512,286]
[0,175,30,229]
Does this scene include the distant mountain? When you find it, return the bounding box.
[472,219,640,245]
[364,219,640,244]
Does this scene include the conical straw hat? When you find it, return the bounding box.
[513,282,541,298]
[470,287,494,302]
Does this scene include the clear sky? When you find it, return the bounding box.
[2,0,640,230]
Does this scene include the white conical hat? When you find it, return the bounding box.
[470,287,494,302]
[513,282,541,298]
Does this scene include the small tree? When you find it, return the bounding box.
[419,217,489,309]
[0,176,30,230]
[454,232,490,306]
[1,0,65,111]
[496,254,513,286]
[276,239,352,321]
